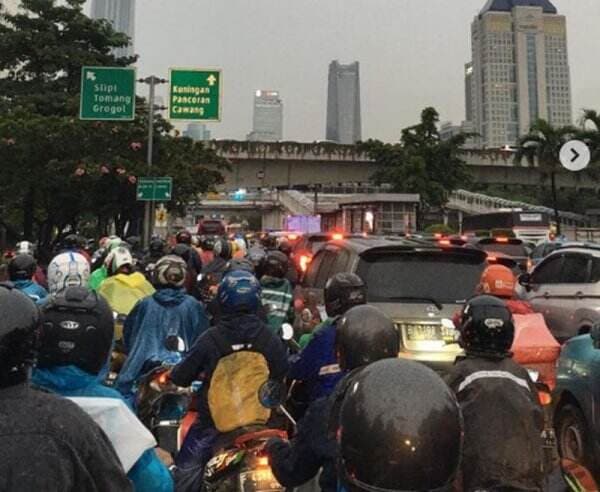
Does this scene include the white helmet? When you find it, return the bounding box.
[16,241,35,257]
[105,246,133,275]
[47,252,91,294]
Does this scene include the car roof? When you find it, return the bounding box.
[552,243,600,255]
[326,237,488,262]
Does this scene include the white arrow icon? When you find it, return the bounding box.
[86,71,96,81]
[560,140,591,172]
[207,75,217,86]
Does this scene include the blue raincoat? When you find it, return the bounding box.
[32,365,174,492]
[116,288,209,402]
[13,279,48,305]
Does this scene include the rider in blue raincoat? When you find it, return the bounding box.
[116,255,209,403]
[32,286,174,492]
[8,254,48,304]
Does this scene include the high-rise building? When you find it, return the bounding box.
[183,123,211,142]
[326,60,361,144]
[248,90,283,142]
[90,0,135,58]
[467,0,572,148]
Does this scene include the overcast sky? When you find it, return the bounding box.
[87,0,600,142]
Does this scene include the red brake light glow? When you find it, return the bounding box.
[288,233,298,241]
[299,255,312,272]
[332,233,344,241]
[434,233,443,239]
[496,237,509,243]
[439,239,451,246]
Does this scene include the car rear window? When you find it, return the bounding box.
[309,240,327,253]
[478,243,527,257]
[356,252,485,304]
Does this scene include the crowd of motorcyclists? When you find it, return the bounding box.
[0,230,597,491]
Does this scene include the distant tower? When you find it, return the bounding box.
[248,90,283,142]
[326,60,362,144]
[467,0,572,148]
[90,0,135,58]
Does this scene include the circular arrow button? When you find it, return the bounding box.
[560,140,591,172]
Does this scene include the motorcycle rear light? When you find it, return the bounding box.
[538,391,552,406]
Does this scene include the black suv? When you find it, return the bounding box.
[302,237,488,372]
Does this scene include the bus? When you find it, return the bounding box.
[461,211,551,244]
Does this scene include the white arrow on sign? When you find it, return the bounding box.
[86,71,96,81]
[207,75,217,86]
[559,140,591,172]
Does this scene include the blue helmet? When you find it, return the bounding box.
[217,270,261,314]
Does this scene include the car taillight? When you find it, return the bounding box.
[332,233,344,241]
[299,255,312,272]
[439,239,451,247]
[496,237,509,243]
[288,233,298,241]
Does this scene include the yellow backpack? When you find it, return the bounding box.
[207,327,273,433]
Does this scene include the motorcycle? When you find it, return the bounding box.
[135,336,191,455]
[201,380,290,492]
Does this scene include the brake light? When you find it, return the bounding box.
[156,372,169,386]
[257,456,269,467]
[538,390,552,406]
[332,233,344,241]
[288,233,298,241]
[439,239,451,246]
[488,255,497,262]
[496,237,509,243]
[299,255,312,272]
[460,235,468,241]
[434,233,443,239]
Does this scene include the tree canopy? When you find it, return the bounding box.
[359,107,472,213]
[0,0,226,248]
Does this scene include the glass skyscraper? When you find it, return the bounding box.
[467,0,572,148]
[326,60,362,145]
[90,0,135,58]
[248,90,283,142]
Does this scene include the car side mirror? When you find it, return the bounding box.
[591,325,600,350]
[519,273,532,291]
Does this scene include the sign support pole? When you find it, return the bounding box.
[139,75,167,248]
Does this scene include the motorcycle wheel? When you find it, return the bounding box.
[556,404,597,478]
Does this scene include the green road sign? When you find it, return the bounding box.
[169,68,221,121]
[137,177,173,201]
[79,66,136,121]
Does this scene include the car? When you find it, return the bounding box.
[468,236,531,273]
[518,245,600,342]
[301,237,488,372]
[530,240,570,268]
[292,232,368,274]
[553,326,600,477]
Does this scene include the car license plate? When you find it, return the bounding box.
[404,324,440,341]
[239,468,283,492]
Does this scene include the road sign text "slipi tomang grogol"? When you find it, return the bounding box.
[80,67,136,121]
[169,68,221,121]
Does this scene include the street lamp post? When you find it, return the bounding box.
[138,75,167,248]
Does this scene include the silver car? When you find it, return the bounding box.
[519,245,600,341]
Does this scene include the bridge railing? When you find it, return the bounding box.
[449,189,588,227]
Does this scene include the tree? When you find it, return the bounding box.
[359,107,472,220]
[0,0,226,248]
[516,119,579,235]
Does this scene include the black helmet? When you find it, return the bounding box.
[149,237,167,256]
[8,254,37,281]
[337,359,463,492]
[225,258,255,275]
[199,235,216,251]
[125,236,141,251]
[63,234,82,250]
[0,283,40,388]
[176,230,193,245]
[336,305,399,372]
[171,243,192,263]
[213,238,232,261]
[38,287,114,375]
[460,295,514,357]
[324,273,366,317]
[278,238,292,257]
[263,251,288,278]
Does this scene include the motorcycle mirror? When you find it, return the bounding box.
[281,323,294,341]
[258,380,285,409]
[165,335,185,353]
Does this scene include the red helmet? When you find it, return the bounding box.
[479,265,515,299]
